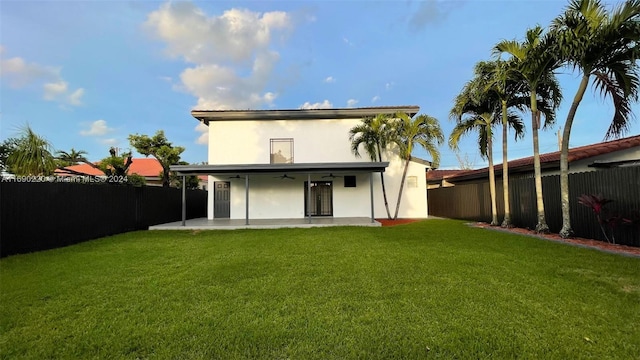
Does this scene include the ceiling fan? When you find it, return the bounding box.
[228,175,242,179]
[321,173,343,179]
[274,174,295,180]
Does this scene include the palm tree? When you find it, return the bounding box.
[392,112,444,220]
[56,148,88,167]
[494,26,563,233]
[349,114,395,219]
[552,0,640,238]
[6,125,56,176]
[450,76,525,226]
[474,60,529,228]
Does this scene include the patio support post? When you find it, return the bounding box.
[245,175,249,225]
[307,173,312,224]
[181,175,186,226]
[370,172,375,223]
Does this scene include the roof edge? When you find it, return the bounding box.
[191,106,420,123]
[171,162,390,175]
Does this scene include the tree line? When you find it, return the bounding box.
[0,127,200,189]
[348,0,639,237]
[451,0,639,238]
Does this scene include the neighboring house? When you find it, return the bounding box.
[428,134,640,187]
[55,158,164,186]
[197,175,209,191]
[172,106,433,221]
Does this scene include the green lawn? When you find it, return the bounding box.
[1,219,638,359]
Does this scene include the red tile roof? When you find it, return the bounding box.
[433,134,640,182]
[426,170,466,181]
[55,158,163,178]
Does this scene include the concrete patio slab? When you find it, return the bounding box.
[149,217,381,230]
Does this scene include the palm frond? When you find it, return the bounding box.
[593,69,636,139]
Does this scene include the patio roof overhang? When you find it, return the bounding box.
[171,162,389,176]
[173,162,387,227]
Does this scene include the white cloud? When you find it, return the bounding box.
[179,54,279,109]
[347,99,358,107]
[145,3,291,120]
[100,138,119,146]
[343,37,354,46]
[145,3,291,64]
[0,52,84,106]
[195,122,208,145]
[80,120,114,136]
[68,88,85,106]
[1,56,60,88]
[385,82,394,90]
[324,76,335,83]
[371,95,381,103]
[299,100,333,109]
[43,81,68,100]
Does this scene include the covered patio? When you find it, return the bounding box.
[169,162,389,227]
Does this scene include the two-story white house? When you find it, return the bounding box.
[172,106,432,224]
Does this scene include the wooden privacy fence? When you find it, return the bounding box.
[0,182,208,257]
[428,167,640,246]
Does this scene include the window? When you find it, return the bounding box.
[407,176,418,188]
[270,138,294,164]
[344,175,356,187]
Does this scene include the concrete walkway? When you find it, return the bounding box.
[149,217,381,230]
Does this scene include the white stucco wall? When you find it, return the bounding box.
[206,117,429,220]
[208,119,368,164]
[541,146,640,176]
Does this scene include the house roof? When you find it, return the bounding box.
[55,158,163,178]
[409,156,433,167]
[426,170,467,182]
[433,134,640,183]
[171,162,390,176]
[191,106,420,124]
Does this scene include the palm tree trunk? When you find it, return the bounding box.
[501,100,512,228]
[487,128,498,226]
[393,158,410,220]
[560,74,590,238]
[531,91,549,233]
[377,144,392,219]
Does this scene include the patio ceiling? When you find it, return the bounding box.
[171,162,389,176]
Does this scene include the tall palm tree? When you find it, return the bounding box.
[552,0,640,238]
[494,26,563,233]
[56,148,88,167]
[349,114,395,219]
[450,77,525,226]
[475,60,529,228]
[6,125,56,176]
[392,112,444,220]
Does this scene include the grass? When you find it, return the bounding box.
[1,219,639,359]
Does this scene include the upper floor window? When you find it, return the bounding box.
[407,176,418,188]
[270,138,294,164]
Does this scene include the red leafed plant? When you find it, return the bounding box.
[577,194,616,243]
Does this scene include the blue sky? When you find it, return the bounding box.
[1,0,638,168]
